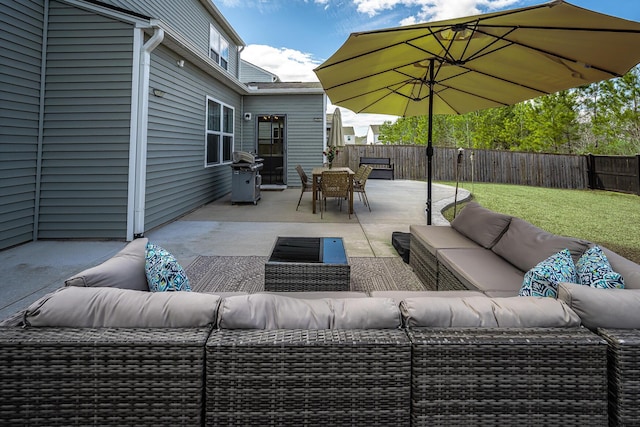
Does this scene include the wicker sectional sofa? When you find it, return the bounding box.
[409,201,640,296]
[1,236,640,426]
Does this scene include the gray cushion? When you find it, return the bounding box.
[437,248,526,293]
[370,290,487,305]
[65,238,149,291]
[332,298,401,329]
[410,224,480,256]
[451,202,512,249]
[262,291,368,299]
[218,294,401,329]
[600,246,640,289]
[24,287,220,328]
[401,296,580,328]
[557,282,640,329]
[491,218,589,272]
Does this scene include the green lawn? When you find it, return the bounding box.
[439,182,640,264]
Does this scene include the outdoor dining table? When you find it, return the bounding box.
[311,166,355,215]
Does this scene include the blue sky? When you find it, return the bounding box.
[215,0,640,133]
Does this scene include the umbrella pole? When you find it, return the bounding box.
[426,58,434,225]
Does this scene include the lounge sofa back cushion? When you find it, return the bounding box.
[24,286,220,328]
[492,218,589,272]
[65,238,149,291]
[451,202,512,249]
[557,282,640,329]
[601,246,640,289]
[218,294,401,329]
[401,296,580,328]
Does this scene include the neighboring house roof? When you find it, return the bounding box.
[343,127,355,136]
[369,125,381,134]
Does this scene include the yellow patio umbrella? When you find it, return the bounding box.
[314,0,640,224]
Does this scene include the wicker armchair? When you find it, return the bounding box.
[320,170,350,219]
[295,165,313,210]
[353,165,373,211]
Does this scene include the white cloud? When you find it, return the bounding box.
[241,44,320,82]
[353,0,521,22]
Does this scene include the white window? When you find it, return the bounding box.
[206,97,234,166]
[209,25,229,70]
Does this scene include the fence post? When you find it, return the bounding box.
[636,154,640,196]
[586,154,596,190]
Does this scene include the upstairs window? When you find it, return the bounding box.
[206,97,234,166]
[209,25,229,70]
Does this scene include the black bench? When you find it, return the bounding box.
[359,157,394,180]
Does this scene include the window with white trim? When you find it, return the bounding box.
[209,25,229,70]
[206,97,234,166]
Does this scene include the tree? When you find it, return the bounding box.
[377,66,640,155]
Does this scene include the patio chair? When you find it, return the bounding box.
[353,164,367,182]
[295,165,313,210]
[320,170,350,219]
[354,165,373,211]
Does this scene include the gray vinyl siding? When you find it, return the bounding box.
[0,0,44,249]
[242,94,325,186]
[144,45,241,230]
[99,0,240,76]
[240,61,277,83]
[37,1,133,239]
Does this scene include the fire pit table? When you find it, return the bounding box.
[264,237,350,291]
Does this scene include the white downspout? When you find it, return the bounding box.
[128,26,163,240]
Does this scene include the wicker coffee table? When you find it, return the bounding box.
[264,237,350,291]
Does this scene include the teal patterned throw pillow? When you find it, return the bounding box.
[576,245,624,289]
[145,243,191,292]
[519,249,577,298]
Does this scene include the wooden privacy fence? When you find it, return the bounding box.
[336,145,639,194]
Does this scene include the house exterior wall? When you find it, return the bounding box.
[242,94,325,186]
[240,61,278,83]
[36,1,134,239]
[145,45,241,230]
[98,0,241,77]
[0,0,44,249]
[0,0,327,250]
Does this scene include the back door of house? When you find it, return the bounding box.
[257,114,285,185]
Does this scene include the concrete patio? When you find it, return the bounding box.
[0,180,469,320]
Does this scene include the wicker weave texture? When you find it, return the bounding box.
[597,328,640,427]
[408,235,437,291]
[206,329,411,426]
[264,262,350,291]
[408,328,608,426]
[437,262,471,291]
[0,327,212,426]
